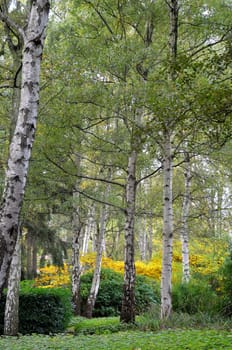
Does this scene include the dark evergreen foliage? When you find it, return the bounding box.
[0,288,72,334]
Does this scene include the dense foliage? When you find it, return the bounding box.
[0,288,72,334]
[0,329,232,350]
[80,268,158,317]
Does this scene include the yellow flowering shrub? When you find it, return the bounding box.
[34,264,70,288]
[35,238,228,288]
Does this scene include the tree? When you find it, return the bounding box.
[4,227,21,335]
[85,168,111,318]
[2,1,24,334]
[0,0,50,296]
[180,152,192,283]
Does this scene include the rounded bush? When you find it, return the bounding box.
[0,287,72,334]
[80,268,158,317]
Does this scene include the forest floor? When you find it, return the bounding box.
[0,329,232,349]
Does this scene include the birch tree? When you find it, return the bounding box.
[160,0,178,320]
[71,155,84,316]
[0,0,50,296]
[120,149,137,323]
[2,2,23,333]
[180,152,191,283]
[85,168,111,318]
[4,228,21,335]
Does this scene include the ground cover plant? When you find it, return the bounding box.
[0,329,232,350]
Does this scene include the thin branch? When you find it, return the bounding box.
[136,166,162,185]
[84,0,114,36]
[72,124,126,153]
[189,33,228,60]
[69,152,127,173]
[73,188,125,212]
[0,9,25,42]
[44,152,125,188]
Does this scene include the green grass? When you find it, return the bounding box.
[68,316,135,334]
[0,330,232,349]
[1,315,232,349]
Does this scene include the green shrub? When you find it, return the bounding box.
[80,268,158,317]
[172,280,219,315]
[219,252,232,317]
[71,316,134,335]
[0,287,72,334]
[135,274,159,314]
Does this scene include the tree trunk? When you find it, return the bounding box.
[32,240,38,278]
[181,153,191,283]
[71,222,83,316]
[120,150,137,323]
[85,203,108,318]
[2,23,23,335]
[82,205,95,255]
[147,215,153,260]
[160,0,178,320]
[4,230,21,336]
[26,231,33,279]
[85,171,111,318]
[138,217,147,261]
[0,0,50,296]
[71,156,83,316]
[161,131,173,320]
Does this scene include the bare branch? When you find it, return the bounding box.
[137,166,162,185]
[84,0,114,36]
[44,152,125,188]
[73,187,125,212]
[0,9,25,42]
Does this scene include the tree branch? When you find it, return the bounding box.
[44,152,125,188]
[73,188,125,213]
[136,166,162,185]
[0,9,25,42]
[84,0,114,36]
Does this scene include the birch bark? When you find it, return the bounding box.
[120,150,137,323]
[0,0,50,296]
[181,153,191,283]
[85,170,111,318]
[3,23,23,335]
[4,230,21,335]
[161,131,173,319]
[72,155,83,316]
[82,205,95,255]
[160,0,178,320]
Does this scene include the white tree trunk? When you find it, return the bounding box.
[82,205,95,255]
[3,26,23,335]
[138,217,147,261]
[160,0,178,320]
[120,150,137,323]
[161,132,173,320]
[181,153,191,283]
[147,215,153,260]
[4,231,21,335]
[0,0,50,296]
[85,172,111,318]
[85,203,108,318]
[71,156,83,316]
